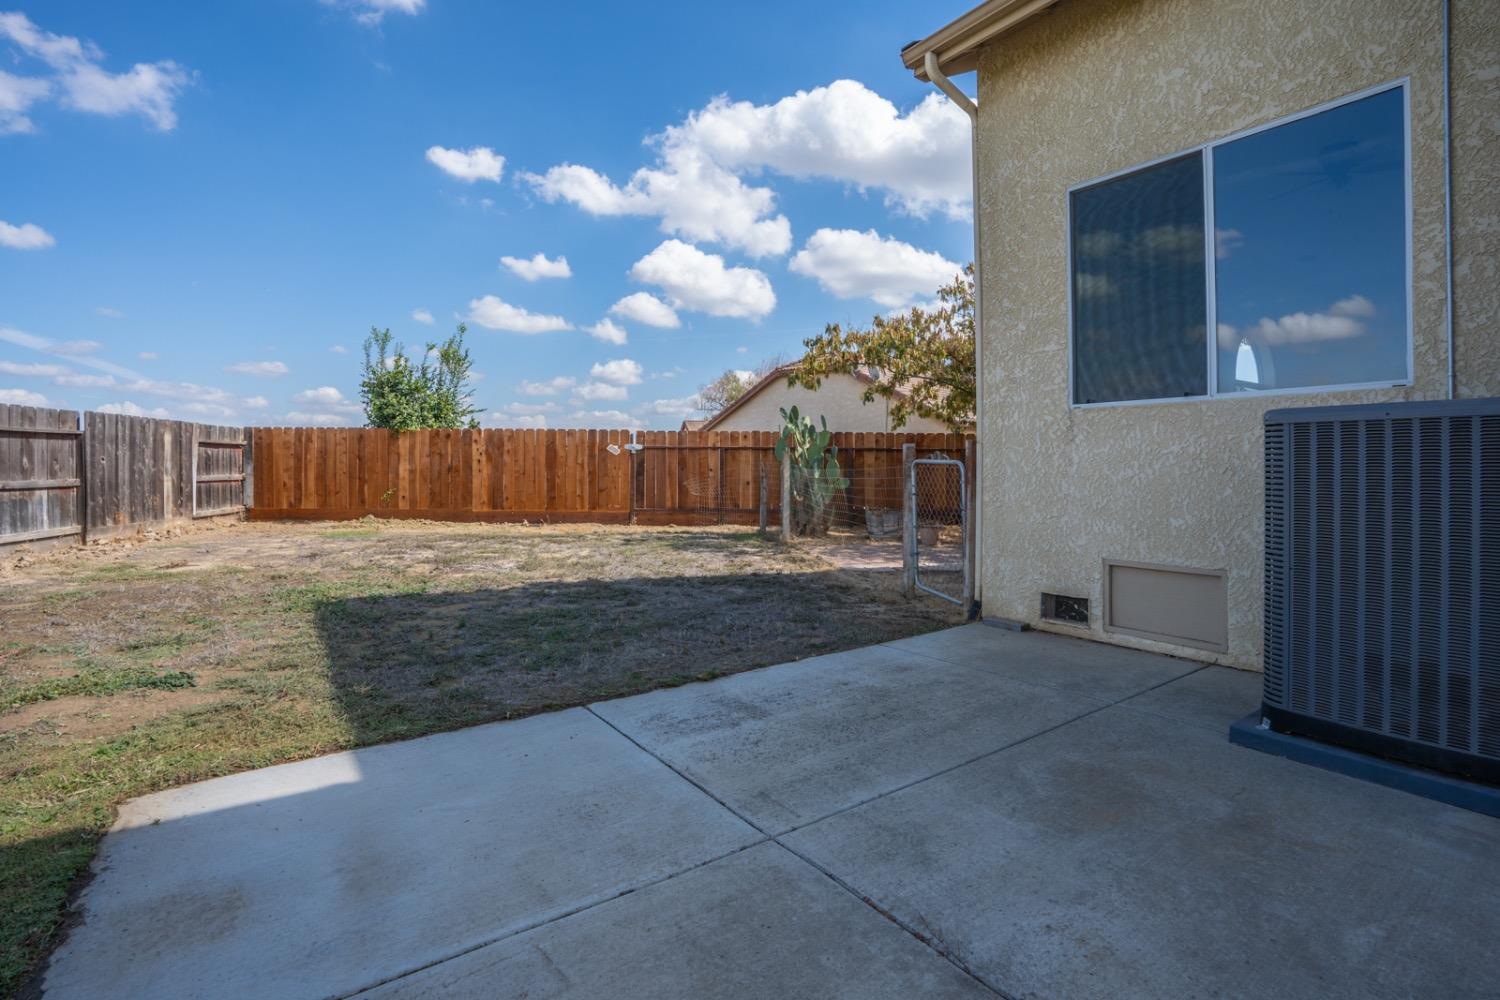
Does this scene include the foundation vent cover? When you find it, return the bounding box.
[1262,399,1500,783]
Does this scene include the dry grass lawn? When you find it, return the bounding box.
[0,519,960,995]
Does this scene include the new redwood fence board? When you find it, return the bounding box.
[248,427,969,525]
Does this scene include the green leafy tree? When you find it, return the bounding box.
[360,324,482,430]
[789,265,974,432]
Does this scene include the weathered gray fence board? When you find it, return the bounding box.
[0,407,247,545]
[0,404,82,544]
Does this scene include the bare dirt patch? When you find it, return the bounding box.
[0,519,960,994]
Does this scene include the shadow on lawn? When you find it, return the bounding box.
[311,568,961,746]
[14,565,961,995]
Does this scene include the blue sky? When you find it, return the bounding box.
[0,0,979,429]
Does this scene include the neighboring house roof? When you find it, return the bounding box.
[902,0,1061,79]
[699,363,942,431]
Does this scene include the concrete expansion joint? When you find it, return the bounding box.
[336,836,775,1000]
[583,704,1013,999]
[768,838,1014,1000]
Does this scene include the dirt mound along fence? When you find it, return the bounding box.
[248,427,968,526]
[0,403,248,547]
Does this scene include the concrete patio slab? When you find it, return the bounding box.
[590,641,1115,834]
[363,842,995,1000]
[882,623,1203,702]
[1117,661,1263,732]
[783,701,1500,1000]
[41,708,760,1000]
[38,625,1497,1000]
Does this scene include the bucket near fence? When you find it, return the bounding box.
[864,507,902,540]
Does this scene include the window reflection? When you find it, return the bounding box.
[1070,153,1208,404]
[1213,88,1408,392]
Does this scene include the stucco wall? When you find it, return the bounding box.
[1453,0,1500,397]
[710,373,951,433]
[973,0,1498,669]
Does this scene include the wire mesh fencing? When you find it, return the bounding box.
[911,457,967,604]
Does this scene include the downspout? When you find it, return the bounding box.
[1442,0,1455,399]
[925,50,985,618]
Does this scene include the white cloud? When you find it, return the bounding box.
[55,373,114,388]
[524,155,790,258]
[329,345,348,354]
[410,308,434,326]
[426,145,504,183]
[242,395,269,409]
[321,0,425,25]
[138,351,158,360]
[502,401,561,415]
[98,400,169,418]
[500,252,572,281]
[95,306,124,318]
[1247,312,1365,346]
[1074,273,1115,300]
[0,69,51,135]
[788,228,959,308]
[226,360,289,376]
[1225,296,1379,349]
[1215,227,1245,260]
[0,13,191,133]
[0,387,48,406]
[518,376,575,396]
[466,295,571,334]
[671,80,972,219]
[589,358,643,385]
[1331,294,1377,319]
[586,317,628,346]
[0,360,68,377]
[570,408,638,427]
[62,60,191,131]
[628,239,774,320]
[609,292,679,329]
[522,80,971,256]
[284,411,352,426]
[644,395,701,418]
[0,220,55,249]
[510,414,547,428]
[292,385,349,406]
[574,381,629,402]
[50,340,101,356]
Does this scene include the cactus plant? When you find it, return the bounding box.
[774,405,850,535]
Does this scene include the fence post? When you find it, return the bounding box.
[963,436,976,618]
[758,462,768,534]
[780,452,792,543]
[901,442,916,597]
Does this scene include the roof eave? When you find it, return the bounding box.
[901,0,1060,81]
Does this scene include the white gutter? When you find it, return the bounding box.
[924,51,984,616]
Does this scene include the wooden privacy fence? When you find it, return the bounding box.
[0,404,248,546]
[248,427,968,526]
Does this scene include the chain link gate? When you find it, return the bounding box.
[908,456,968,605]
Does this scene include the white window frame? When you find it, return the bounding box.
[1066,78,1414,410]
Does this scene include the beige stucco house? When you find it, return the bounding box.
[691,364,952,434]
[905,0,1498,669]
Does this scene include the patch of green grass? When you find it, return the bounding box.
[4,669,196,710]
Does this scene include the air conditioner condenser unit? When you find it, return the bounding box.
[1261,398,1500,785]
